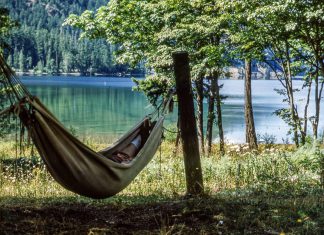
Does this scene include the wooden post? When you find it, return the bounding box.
[172,51,204,195]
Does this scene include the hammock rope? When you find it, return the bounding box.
[0,54,175,198]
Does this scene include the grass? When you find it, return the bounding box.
[0,138,323,199]
[0,138,323,234]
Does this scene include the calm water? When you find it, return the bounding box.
[21,76,323,143]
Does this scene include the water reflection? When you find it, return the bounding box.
[22,76,323,143]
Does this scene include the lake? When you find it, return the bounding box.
[21,76,323,143]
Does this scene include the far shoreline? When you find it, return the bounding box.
[15,71,146,78]
[15,71,307,80]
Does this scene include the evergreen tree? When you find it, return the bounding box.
[18,49,24,72]
[1,0,139,75]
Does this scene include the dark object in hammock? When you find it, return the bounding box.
[110,130,147,164]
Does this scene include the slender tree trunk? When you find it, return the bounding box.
[206,74,216,155]
[312,74,319,139]
[284,44,300,146]
[195,77,205,154]
[214,71,225,155]
[287,79,299,146]
[311,70,324,139]
[302,79,312,144]
[244,59,258,150]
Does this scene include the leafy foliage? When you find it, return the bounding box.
[0,8,17,138]
[65,0,232,104]
[65,0,324,143]
[0,8,18,51]
[133,75,172,108]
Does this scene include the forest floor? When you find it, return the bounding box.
[1,141,323,234]
[1,191,323,235]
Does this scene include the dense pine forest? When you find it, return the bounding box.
[1,0,143,75]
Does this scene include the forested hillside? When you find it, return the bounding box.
[1,0,140,75]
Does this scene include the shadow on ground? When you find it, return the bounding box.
[0,193,323,234]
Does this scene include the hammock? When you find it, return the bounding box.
[0,55,169,199]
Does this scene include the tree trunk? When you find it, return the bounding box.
[287,80,299,146]
[302,79,312,144]
[206,74,216,155]
[195,77,205,154]
[284,44,300,146]
[311,70,324,140]
[173,52,204,195]
[244,59,258,150]
[314,75,319,139]
[214,71,225,155]
[174,116,180,151]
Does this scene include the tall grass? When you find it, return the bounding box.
[0,139,323,200]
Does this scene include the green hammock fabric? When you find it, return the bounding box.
[17,97,164,199]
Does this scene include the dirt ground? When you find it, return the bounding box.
[0,195,323,235]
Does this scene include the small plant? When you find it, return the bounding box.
[257,133,277,148]
[0,83,16,138]
[68,125,78,137]
[163,124,179,142]
[319,128,324,144]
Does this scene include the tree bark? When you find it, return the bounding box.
[174,116,180,150]
[194,77,205,154]
[311,70,324,140]
[206,74,216,155]
[287,80,299,146]
[302,79,312,144]
[314,75,319,139]
[173,52,204,195]
[284,43,300,146]
[244,59,258,150]
[214,71,225,155]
